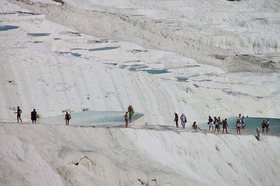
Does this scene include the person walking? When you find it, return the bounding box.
[174,113,179,127]
[261,120,266,133]
[255,127,261,141]
[31,109,37,123]
[208,116,214,131]
[16,106,22,123]
[65,111,71,126]
[180,114,187,129]
[213,116,220,133]
[128,105,134,122]
[241,116,246,129]
[266,119,270,133]
[222,119,228,134]
[124,112,129,128]
[236,119,241,134]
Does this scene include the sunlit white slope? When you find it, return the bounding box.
[1,5,280,125]
[17,0,280,71]
[1,123,280,186]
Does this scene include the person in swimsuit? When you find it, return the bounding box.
[222,119,228,134]
[31,109,37,123]
[174,113,179,128]
[236,119,241,134]
[65,111,71,126]
[124,112,129,128]
[16,106,22,123]
[192,121,201,131]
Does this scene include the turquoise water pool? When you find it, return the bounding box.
[0,25,19,31]
[28,33,51,37]
[39,111,143,127]
[228,117,280,135]
[201,117,280,135]
[88,47,119,51]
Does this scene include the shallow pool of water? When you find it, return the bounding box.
[0,25,19,31]
[39,110,142,127]
[28,33,51,37]
[88,47,119,51]
[56,51,81,57]
[146,69,170,74]
[176,76,188,82]
[200,117,280,135]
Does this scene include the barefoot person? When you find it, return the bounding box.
[180,113,187,129]
[222,119,228,134]
[266,119,270,133]
[192,121,201,131]
[127,105,134,122]
[31,109,37,123]
[255,127,261,141]
[208,116,214,131]
[174,113,179,128]
[236,119,241,134]
[261,120,266,133]
[15,106,22,123]
[65,111,71,126]
[124,112,129,128]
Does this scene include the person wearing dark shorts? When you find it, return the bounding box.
[261,120,266,133]
[16,106,22,123]
[65,111,71,126]
[222,119,228,134]
[31,109,37,123]
[236,119,241,134]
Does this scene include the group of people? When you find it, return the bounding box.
[15,105,132,127]
[14,106,71,126]
[207,114,249,134]
[261,119,270,133]
[14,106,273,135]
[174,113,201,131]
[14,106,38,124]
[208,116,229,134]
[235,114,246,134]
[124,105,134,127]
[173,113,250,135]
[174,113,187,129]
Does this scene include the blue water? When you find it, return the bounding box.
[128,64,149,71]
[176,76,188,82]
[88,47,119,51]
[71,48,84,51]
[201,117,280,136]
[28,33,51,37]
[34,41,44,43]
[70,53,82,57]
[146,69,170,74]
[0,25,19,31]
[227,117,280,135]
[119,64,169,75]
[39,110,143,127]
[56,51,81,57]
